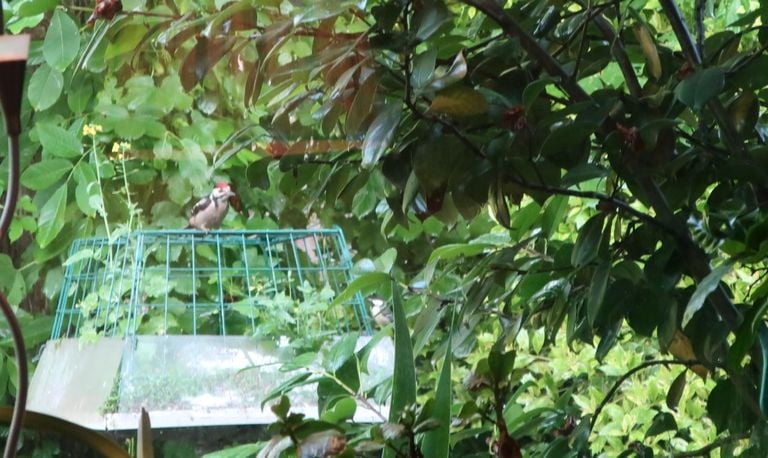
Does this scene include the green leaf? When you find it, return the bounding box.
[20,159,72,191]
[571,214,606,267]
[16,0,57,16]
[105,24,148,60]
[413,0,451,41]
[320,396,357,423]
[666,370,687,411]
[587,262,611,327]
[331,272,390,308]
[542,195,568,236]
[422,320,452,458]
[386,282,416,456]
[682,263,731,327]
[522,77,553,111]
[43,9,80,71]
[422,242,490,285]
[361,104,401,168]
[675,67,725,110]
[27,64,64,111]
[36,123,83,158]
[412,48,437,89]
[323,332,359,373]
[540,121,595,166]
[36,184,68,248]
[201,443,262,458]
[645,411,677,438]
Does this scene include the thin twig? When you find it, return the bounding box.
[590,359,706,437]
[658,0,746,157]
[460,0,590,103]
[672,432,751,457]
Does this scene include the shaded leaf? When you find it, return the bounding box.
[675,67,725,110]
[571,214,606,267]
[428,51,467,91]
[361,104,401,168]
[645,412,677,437]
[682,263,731,327]
[388,281,416,416]
[666,370,687,411]
[587,262,611,327]
[430,85,488,117]
[633,23,661,80]
[36,184,68,248]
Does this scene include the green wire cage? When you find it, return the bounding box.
[52,228,372,340]
[29,228,390,430]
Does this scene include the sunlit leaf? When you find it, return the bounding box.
[27,64,63,110]
[43,9,81,71]
[21,159,73,191]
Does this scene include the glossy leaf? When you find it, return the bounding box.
[675,68,725,110]
[27,64,64,111]
[571,214,606,268]
[361,104,401,168]
[36,184,68,248]
[666,370,687,411]
[43,9,80,71]
[633,23,661,80]
[682,263,732,327]
[21,159,73,191]
[587,262,611,327]
[430,86,488,117]
[387,280,416,425]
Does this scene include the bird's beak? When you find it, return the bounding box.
[225,190,236,198]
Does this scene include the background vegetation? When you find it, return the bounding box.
[2,0,768,455]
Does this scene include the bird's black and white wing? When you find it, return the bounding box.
[190,196,213,217]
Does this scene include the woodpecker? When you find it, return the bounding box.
[187,182,236,231]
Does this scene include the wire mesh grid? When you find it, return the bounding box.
[51,228,372,339]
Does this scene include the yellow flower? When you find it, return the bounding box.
[82,123,104,137]
[112,142,120,153]
[120,142,131,151]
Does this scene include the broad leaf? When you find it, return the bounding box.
[571,214,606,267]
[27,64,63,111]
[361,104,401,168]
[21,159,72,191]
[36,184,68,248]
[36,123,82,158]
[675,68,725,110]
[43,9,80,71]
[682,263,732,327]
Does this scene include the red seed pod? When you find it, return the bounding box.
[502,105,527,131]
[615,122,644,153]
[87,0,123,26]
[266,140,288,158]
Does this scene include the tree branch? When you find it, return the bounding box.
[590,360,706,437]
[672,432,750,457]
[460,0,590,103]
[587,11,643,98]
[658,0,746,157]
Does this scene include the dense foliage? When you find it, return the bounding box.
[3,0,768,455]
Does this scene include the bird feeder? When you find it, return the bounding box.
[28,228,392,430]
